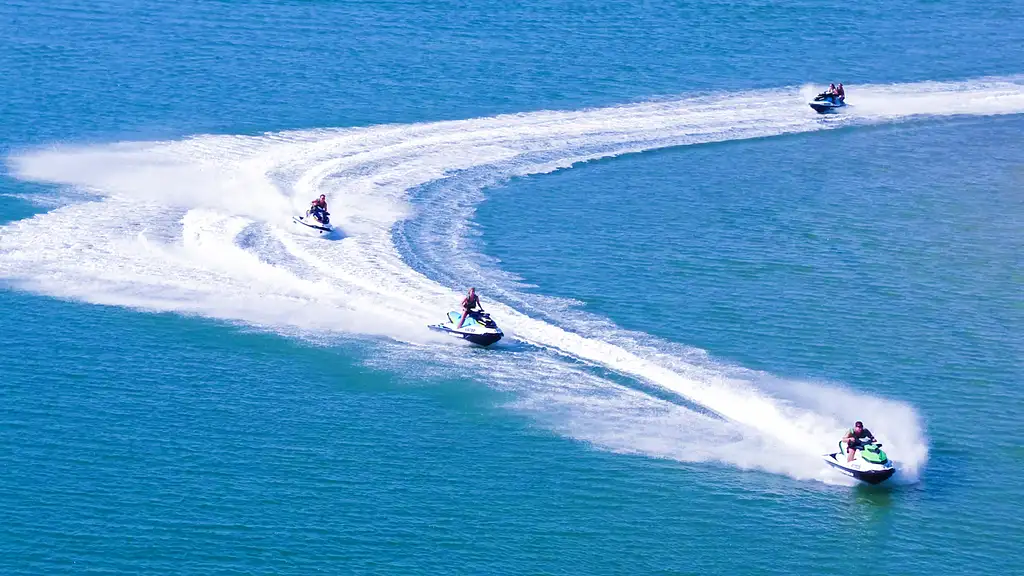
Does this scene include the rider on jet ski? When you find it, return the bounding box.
[825,83,845,101]
[309,194,329,224]
[842,421,876,461]
[456,287,484,328]
[815,83,846,104]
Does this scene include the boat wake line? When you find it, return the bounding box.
[4,78,1023,484]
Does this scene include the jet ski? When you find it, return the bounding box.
[809,92,847,114]
[823,440,896,485]
[428,310,503,346]
[293,207,333,235]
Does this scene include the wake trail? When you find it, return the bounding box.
[4,78,1019,482]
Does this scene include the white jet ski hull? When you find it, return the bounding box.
[428,311,503,347]
[293,215,333,234]
[823,442,895,485]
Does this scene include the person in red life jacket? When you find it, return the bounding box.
[309,194,329,223]
[836,83,846,102]
[310,194,328,211]
[456,287,484,329]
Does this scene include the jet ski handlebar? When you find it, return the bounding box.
[838,440,882,450]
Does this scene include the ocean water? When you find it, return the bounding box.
[2,1,1023,574]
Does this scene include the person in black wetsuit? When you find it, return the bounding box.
[842,421,876,462]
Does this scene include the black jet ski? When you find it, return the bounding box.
[428,310,503,346]
[809,92,847,114]
[293,207,333,235]
[823,440,896,484]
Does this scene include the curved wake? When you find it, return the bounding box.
[5,78,1020,483]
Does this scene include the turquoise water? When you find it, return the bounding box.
[3,1,1023,574]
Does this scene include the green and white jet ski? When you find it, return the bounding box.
[824,440,896,485]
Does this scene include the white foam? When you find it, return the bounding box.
[5,78,1013,482]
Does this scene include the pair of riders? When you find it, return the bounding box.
[308,194,329,224]
[842,421,876,462]
[825,82,845,102]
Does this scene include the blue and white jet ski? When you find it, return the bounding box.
[823,440,896,485]
[428,310,503,346]
[293,207,333,235]
[809,92,847,114]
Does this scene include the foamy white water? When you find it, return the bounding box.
[5,79,1021,482]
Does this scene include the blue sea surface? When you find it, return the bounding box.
[2,1,1023,574]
